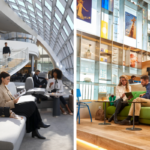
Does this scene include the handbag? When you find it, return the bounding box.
[0,107,10,117]
[95,108,104,120]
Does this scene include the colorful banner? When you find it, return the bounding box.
[130,52,137,68]
[125,12,137,39]
[102,0,109,10]
[101,20,108,39]
[76,0,92,23]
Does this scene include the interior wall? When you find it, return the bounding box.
[142,61,150,76]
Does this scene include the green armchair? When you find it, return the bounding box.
[105,91,150,124]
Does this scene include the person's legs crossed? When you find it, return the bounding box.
[59,96,72,113]
[120,97,150,125]
[129,97,150,116]
[39,79,47,88]
[108,98,126,122]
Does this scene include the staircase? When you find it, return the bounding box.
[0,48,29,75]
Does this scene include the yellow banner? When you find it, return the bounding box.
[101,20,108,39]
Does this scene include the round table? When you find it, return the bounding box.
[47,92,65,117]
[122,101,147,131]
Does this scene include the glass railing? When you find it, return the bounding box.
[76,81,117,100]
[0,32,36,44]
[0,48,29,74]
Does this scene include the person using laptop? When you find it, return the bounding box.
[108,75,131,123]
[120,75,150,125]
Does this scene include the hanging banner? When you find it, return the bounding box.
[101,20,108,39]
[102,0,109,10]
[76,0,92,23]
[125,12,137,39]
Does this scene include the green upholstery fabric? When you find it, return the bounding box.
[105,91,150,124]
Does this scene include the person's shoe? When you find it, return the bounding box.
[119,119,131,125]
[32,129,45,139]
[131,120,140,125]
[38,121,50,128]
[63,112,67,115]
[69,112,73,115]
[108,114,114,122]
[114,118,120,124]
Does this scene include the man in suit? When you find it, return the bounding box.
[3,42,11,68]
[33,70,48,88]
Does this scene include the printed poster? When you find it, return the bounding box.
[130,52,137,68]
[101,20,108,39]
[77,0,92,23]
[125,12,137,39]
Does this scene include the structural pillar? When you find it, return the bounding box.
[31,55,34,72]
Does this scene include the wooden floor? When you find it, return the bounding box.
[77,119,150,150]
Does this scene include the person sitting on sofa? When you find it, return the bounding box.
[0,71,50,139]
[108,75,131,123]
[120,75,150,125]
[46,68,73,115]
[33,70,48,88]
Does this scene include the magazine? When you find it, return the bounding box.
[14,89,26,99]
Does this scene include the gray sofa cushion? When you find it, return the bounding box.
[25,77,34,91]
[0,117,26,150]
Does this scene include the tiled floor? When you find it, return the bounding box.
[20,110,73,150]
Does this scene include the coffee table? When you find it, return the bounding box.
[95,101,113,125]
[122,101,147,131]
[46,92,65,116]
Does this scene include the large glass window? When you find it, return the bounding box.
[37,45,54,72]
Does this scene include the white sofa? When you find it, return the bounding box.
[0,82,36,150]
[0,117,26,150]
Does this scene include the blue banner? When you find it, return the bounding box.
[77,0,92,23]
[102,0,109,10]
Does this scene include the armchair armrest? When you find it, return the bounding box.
[26,88,45,95]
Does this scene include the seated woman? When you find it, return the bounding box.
[108,75,131,123]
[46,68,73,115]
[0,72,50,139]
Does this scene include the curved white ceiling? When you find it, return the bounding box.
[4,0,74,76]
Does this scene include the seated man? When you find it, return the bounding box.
[129,75,136,84]
[120,75,150,125]
[33,70,48,88]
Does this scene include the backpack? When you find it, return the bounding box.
[95,108,104,120]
